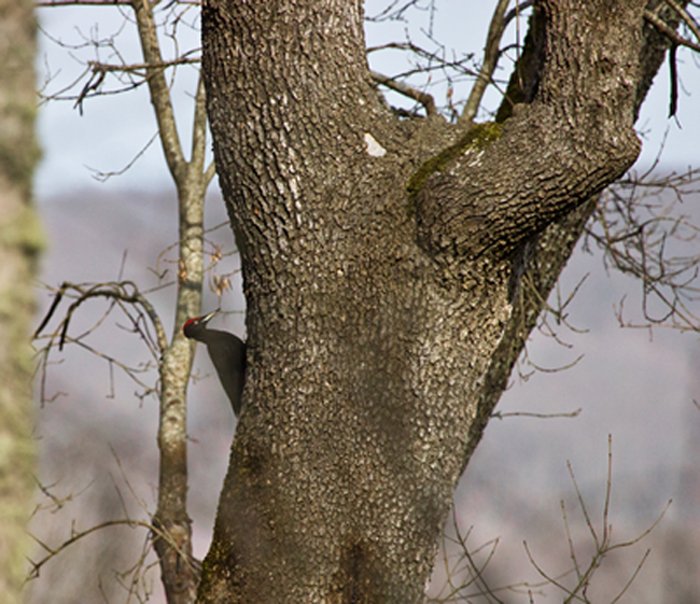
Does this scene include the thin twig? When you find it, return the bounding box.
[492,408,581,420]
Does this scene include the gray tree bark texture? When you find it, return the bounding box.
[0,0,42,601]
[198,0,678,601]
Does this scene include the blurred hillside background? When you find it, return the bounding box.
[29,2,700,602]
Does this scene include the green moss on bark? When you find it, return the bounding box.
[406,121,503,212]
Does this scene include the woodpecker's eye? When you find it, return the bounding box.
[183,317,200,336]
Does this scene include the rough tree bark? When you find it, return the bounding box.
[198,0,676,601]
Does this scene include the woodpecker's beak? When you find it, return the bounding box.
[201,309,220,324]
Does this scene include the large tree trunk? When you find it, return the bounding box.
[199,1,668,601]
[0,0,41,601]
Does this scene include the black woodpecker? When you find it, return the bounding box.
[183,310,246,417]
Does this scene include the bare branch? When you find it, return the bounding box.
[26,515,200,586]
[586,167,700,333]
[644,8,700,52]
[371,70,436,116]
[190,69,208,175]
[461,0,510,125]
[131,0,187,182]
[366,41,476,77]
[88,131,159,182]
[523,440,671,603]
[34,281,168,354]
[27,519,154,580]
[504,0,534,28]
[364,0,424,23]
[665,0,700,44]
[87,55,200,76]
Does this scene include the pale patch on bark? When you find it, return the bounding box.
[364,132,387,157]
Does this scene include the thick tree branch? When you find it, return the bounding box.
[416,0,645,262]
[126,4,209,603]
[38,1,219,601]
[465,0,692,468]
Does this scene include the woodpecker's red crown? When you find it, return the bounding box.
[183,310,218,336]
[183,316,201,333]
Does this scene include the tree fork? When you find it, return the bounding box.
[199,1,680,601]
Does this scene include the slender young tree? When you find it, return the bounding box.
[198,0,696,601]
[34,2,216,600]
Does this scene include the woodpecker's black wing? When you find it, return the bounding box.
[202,329,246,416]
